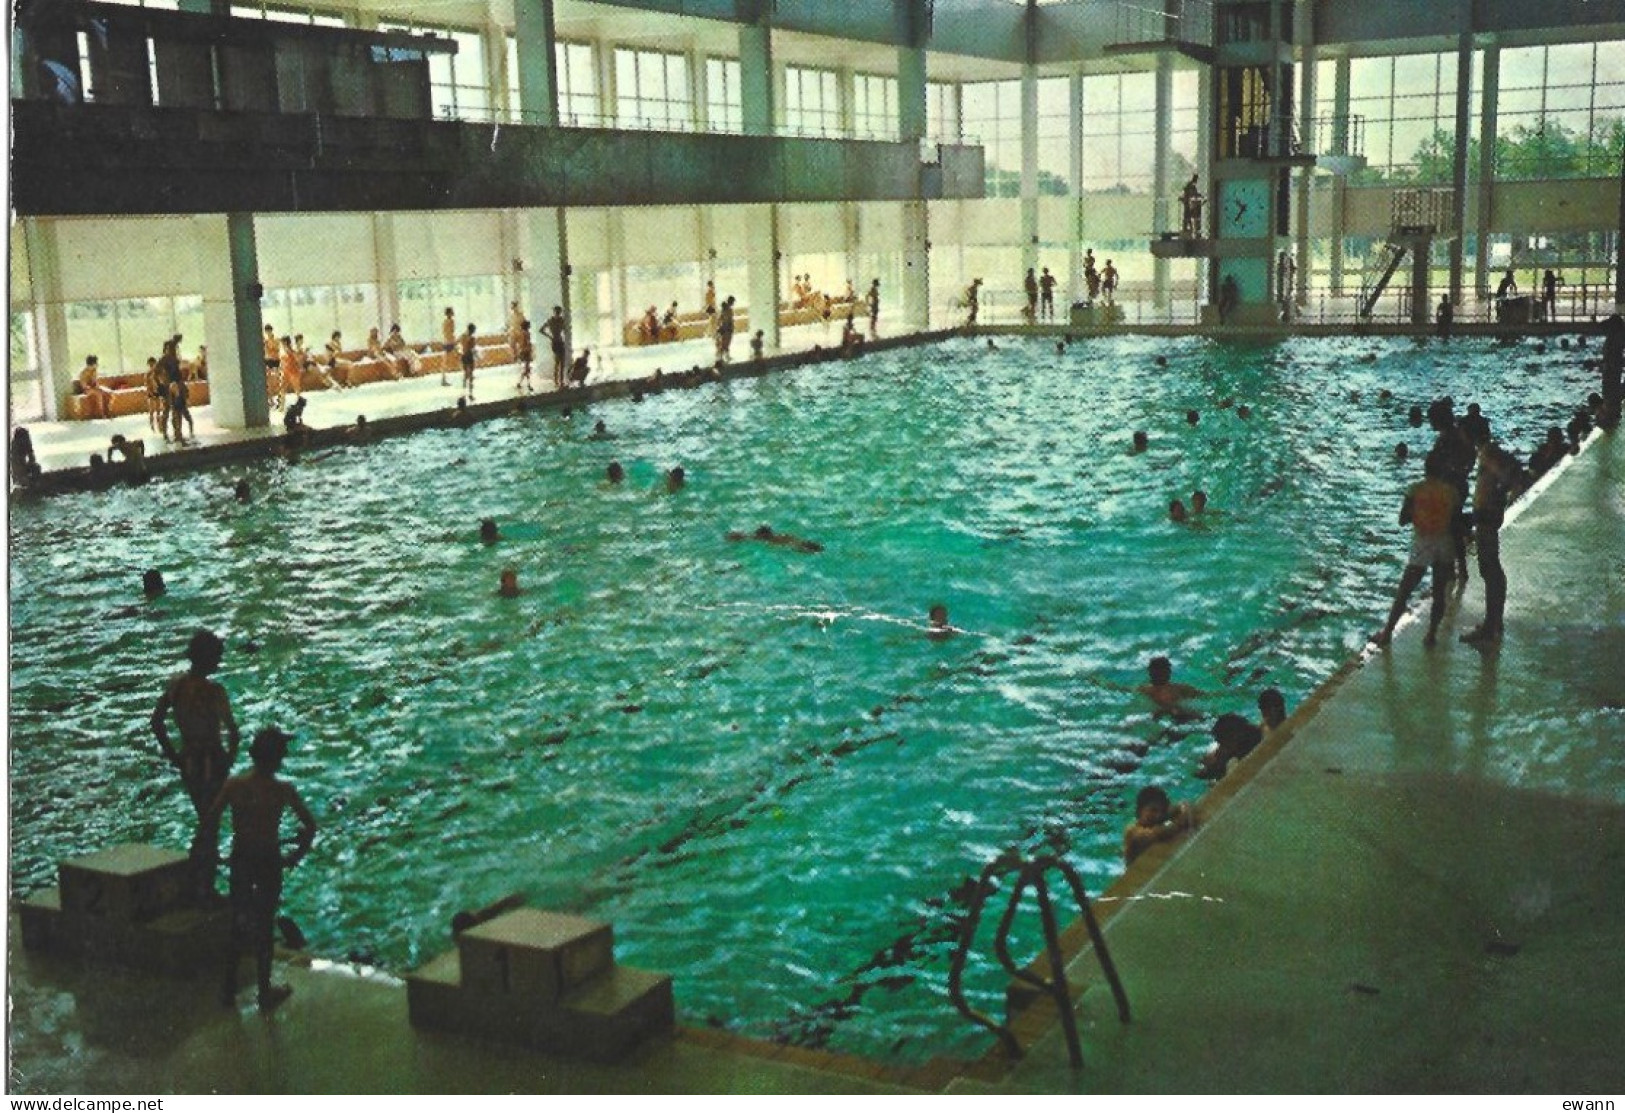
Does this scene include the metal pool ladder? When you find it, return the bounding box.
[947,835,1130,1068]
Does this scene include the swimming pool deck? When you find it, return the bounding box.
[6,375,1623,1095]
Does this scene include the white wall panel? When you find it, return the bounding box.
[778,203,845,254]
[254,213,378,286]
[857,202,902,251]
[11,223,32,307]
[566,209,611,269]
[619,206,701,267]
[53,217,199,301]
[712,204,762,262]
[390,210,509,280]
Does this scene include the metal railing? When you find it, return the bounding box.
[1228,112,1302,160]
[947,833,1129,1068]
[1390,188,1456,236]
[1315,112,1366,159]
[1111,0,1214,48]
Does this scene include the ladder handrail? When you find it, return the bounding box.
[946,838,1131,1068]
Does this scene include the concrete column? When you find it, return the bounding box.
[1195,64,1211,304]
[595,38,616,126]
[194,213,268,430]
[1152,52,1173,309]
[522,208,571,356]
[1448,25,1473,305]
[744,204,780,352]
[606,209,628,342]
[902,200,929,332]
[691,44,709,132]
[1474,39,1499,299]
[371,213,401,330]
[838,66,856,137]
[1021,61,1039,275]
[20,219,73,421]
[1070,71,1085,307]
[739,23,773,137]
[512,0,558,127]
[1329,54,1350,295]
[1294,0,1315,307]
[480,18,507,123]
[898,45,926,142]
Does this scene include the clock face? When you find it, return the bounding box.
[1222,179,1270,237]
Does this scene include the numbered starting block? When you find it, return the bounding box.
[407,906,674,1061]
[19,844,230,979]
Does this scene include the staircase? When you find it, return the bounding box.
[1359,242,1408,320]
[407,906,674,1061]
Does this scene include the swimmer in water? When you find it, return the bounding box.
[725,524,823,553]
[927,602,955,640]
[1196,712,1263,781]
[1186,409,1200,426]
[1168,499,1189,523]
[233,479,251,502]
[1395,442,1409,463]
[1257,687,1287,736]
[666,466,685,492]
[588,420,613,441]
[1137,655,1204,719]
[1191,490,1209,516]
[479,518,499,544]
[1131,430,1149,454]
[498,569,521,598]
[1123,785,1195,865]
[143,569,167,598]
[1236,405,1251,419]
[606,461,625,484]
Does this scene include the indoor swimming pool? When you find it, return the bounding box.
[6,332,1594,1061]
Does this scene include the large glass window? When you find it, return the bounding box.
[615,47,692,131]
[853,73,898,140]
[556,41,598,126]
[1080,71,1156,193]
[10,311,44,422]
[1036,76,1070,195]
[1347,51,1458,183]
[926,80,956,143]
[1498,41,1625,180]
[784,65,840,137]
[706,56,741,133]
[962,79,1021,196]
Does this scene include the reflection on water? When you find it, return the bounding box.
[7,334,1589,1060]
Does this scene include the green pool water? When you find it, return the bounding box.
[6,333,1592,1061]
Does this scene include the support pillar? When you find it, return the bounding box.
[1294,0,1315,308]
[521,209,570,356]
[21,219,73,421]
[372,214,402,331]
[194,213,268,430]
[1474,39,1499,300]
[1021,60,1039,275]
[902,200,929,332]
[1328,54,1351,295]
[1152,52,1173,309]
[1448,23,1473,305]
[739,23,773,137]
[1069,72,1085,307]
[1410,240,1431,325]
[745,205,780,352]
[512,0,558,127]
[898,28,929,334]
[1195,66,1211,305]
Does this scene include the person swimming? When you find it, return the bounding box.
[1168,499,1189,523]
[1131,430,1149,454]
[666,466,685,492]
[1191,490,1209,516]
[605,461,625,484]
[1186,409,1200,426]
[143,568,167,598]
[725,524,823,553]
[479,518,499,544]
[926,602,955,640]
[498,569,521,598]
[1137,655,1204,719]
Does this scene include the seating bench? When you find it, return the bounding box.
[64,370,210,421]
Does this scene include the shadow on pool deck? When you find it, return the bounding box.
[7,399,1622,1096]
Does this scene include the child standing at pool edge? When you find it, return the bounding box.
[201,726,317,1013]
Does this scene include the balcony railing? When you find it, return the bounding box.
[1110,0,1214,49]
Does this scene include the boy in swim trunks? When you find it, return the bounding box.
[1375,454,1459,648]
[200,726,316,1012]
[1138,655,1203,720]
[151,628,242,820]
[1123,785,1195,865]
